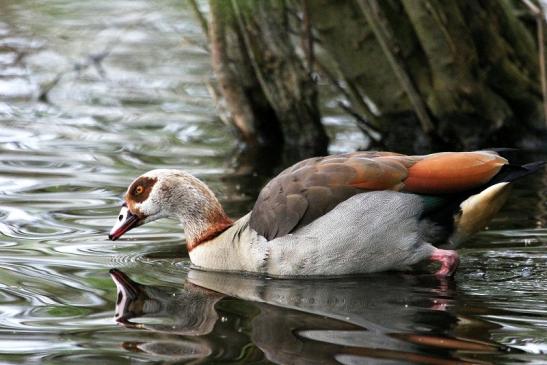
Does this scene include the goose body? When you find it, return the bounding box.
[109,151,544,277]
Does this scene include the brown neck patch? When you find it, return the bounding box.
[187,214,233,252]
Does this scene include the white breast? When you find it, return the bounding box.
[189,213,269,273]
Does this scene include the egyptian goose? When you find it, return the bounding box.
[109,151,544,277]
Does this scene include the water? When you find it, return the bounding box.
[0,1,546,363]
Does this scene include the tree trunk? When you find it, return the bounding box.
[309,0,546,152]
[208,0,328,162]
[204,0,546,156]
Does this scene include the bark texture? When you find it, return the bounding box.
[309,0,545,152]
[208,0,328,161]
[205,0,546,155]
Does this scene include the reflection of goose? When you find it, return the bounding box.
[110,269,221,361]
[111,269,511,364]
[109,151,543,277]
[187,269,445,333]
[110,269,222,335]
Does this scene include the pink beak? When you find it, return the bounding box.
[109,204,141,241]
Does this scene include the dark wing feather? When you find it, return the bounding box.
[249,152,408,240]
[249,151,509,241]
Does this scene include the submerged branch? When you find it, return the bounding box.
[338,101,383,144]
[39,50,111,103]
[37,13,153,103]
[314,59,381,143]
[188,0,209,39]
[539,12,547,127]
[301,0,314,73]
[522,0,547,126]
[356,0,435,134]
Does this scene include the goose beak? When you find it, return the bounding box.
[109,204,141,241]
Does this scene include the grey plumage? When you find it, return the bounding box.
[263,191,436,276]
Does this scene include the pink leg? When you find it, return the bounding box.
[431,249,460,277]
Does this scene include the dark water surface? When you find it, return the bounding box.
[1,1,546,364]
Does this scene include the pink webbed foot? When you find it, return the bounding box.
[430,249,460,277]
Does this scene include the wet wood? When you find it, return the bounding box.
[208,0,328,160]
[205,0,547,155]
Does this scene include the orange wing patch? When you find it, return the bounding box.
[403,152,507,194]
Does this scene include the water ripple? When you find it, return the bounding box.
[0,0,546,363]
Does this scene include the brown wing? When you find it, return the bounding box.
[249,151,507,240]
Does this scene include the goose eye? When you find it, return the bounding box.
[135,186,144,195]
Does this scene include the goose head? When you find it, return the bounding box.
[109,169,232,249]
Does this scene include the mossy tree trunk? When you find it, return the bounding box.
[204,0,546,155]
[208,0,328,162]
[310,0,545,152]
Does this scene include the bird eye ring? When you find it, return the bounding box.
[135,186,144,195]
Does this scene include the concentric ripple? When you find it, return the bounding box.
[0,0,546,364]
